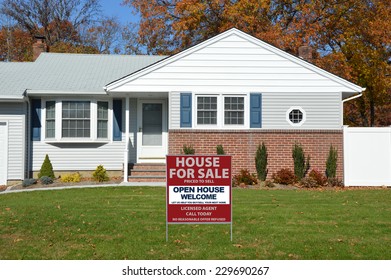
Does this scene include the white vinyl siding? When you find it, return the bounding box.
[0,103,25,180]
[117,34,350,94]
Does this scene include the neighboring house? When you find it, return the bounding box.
[0,28,364,185]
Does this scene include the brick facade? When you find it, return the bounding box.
[168,129,344,180]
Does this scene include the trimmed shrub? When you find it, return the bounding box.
[60,172,81,183]
[92,165,109,182]
[216,145,225,155]
[326,145,338,179]
[300,177,319,188]
[40,176,53,185]
[255,142,268,181]
[182,144,195,154]
[308,169,327,186]
[22,178,37,187]
[38,154,55,179]
[292,143,310,180]
[272,168,296,185]
[233,169,258,187]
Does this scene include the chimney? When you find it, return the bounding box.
[298,46,312,62]
[32,35,47,61]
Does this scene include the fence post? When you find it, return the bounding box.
[343,125,349,187]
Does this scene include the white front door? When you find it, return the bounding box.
[0,122,8,185]
[137,100,167,163]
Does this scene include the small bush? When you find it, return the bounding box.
[255,142,268,181]
[182,144,195,154]
[92,165,109,182]
[40,176,53,185]
[38,154,55,179]
[60,172,81,183]
[216,145,225,155]
[264,180,275,188]
[300,177,319,188]
[22,178,37,187]
[272,168,297,185]
[327,177,344,187]
[292,143,310,180]
[308,169,327,186]
[233,169,258,187]
[326,145,338,179]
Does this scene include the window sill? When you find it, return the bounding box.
[44,138,110,144]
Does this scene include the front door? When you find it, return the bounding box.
[137,100,167,163]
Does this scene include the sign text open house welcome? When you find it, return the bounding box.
[166,155,232,224]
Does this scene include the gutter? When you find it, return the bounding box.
[26,90,109,96]
[342,93,363,103]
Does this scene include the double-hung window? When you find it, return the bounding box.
[224,97,244,125]
[45,101,56,138]
[97,101,109,139]
[197,96,217,125]
[62,101,91,138]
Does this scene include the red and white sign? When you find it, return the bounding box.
[166,155,232,223]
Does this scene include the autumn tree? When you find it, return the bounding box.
[123,0,391,126]
[0,25,33,61]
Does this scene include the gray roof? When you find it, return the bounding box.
[0,52,166,98]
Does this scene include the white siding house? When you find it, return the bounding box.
[0,28,366,185]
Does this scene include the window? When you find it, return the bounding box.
[224,97,244,125]
[62,101,90,138]
[286,107,306,126]
[197,96,217,125]
[45,101,55,138]
[97,101,108,138]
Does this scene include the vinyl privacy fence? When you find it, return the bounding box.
[344,126,391,186]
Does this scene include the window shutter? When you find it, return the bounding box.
[180,92,192,128]
[31,99,41,141]
[113,99,123,141]
[250,93,262,128]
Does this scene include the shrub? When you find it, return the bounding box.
[38,154,55,179]
[272,168,296,185]
[22,178,37,187]
[233,169,258,187]
[255,142,268,181]
[300,177,319,188]
[308,169,328,186]
[292,143,310,180]
[216,145,225,155]
[40,176,53,185]
[60,172,81,183]
[92,165,109,182]
[327,177,343,187]
[182,144,195,154]
[326,145,338,179]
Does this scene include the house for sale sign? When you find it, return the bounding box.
[166,155,232,224]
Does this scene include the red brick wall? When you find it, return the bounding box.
[168,129,344,180]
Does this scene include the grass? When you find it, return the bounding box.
[1,187,391,260]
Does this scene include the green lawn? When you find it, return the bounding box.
[1,187,390,260]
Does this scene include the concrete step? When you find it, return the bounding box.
[128,163,167,182]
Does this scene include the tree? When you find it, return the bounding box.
[0,25,33,61]
[123,0,391,126]
[1,0,101,46]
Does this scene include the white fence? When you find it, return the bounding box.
[344,126,391,186]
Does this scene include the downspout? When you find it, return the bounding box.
[24,94,30,180]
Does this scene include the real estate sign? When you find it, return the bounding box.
[166,155,232,226]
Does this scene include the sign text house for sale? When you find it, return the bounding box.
[166,155,232,224]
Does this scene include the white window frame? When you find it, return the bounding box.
[193,93,248,129]
[223,96,245,126]
[42,98,112,142]
[286,106,306,127]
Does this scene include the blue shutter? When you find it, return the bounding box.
[113,99,123,141]
[250,93,262,128]
[31,99,41,141]
[180,93,192,128]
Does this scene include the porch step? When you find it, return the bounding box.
[128,163,166,182]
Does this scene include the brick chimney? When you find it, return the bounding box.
[32,35,47,61]
[298,46,312,62]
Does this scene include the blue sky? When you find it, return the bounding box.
[100,0,139,24]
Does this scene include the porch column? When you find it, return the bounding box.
[123,96,130,182]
